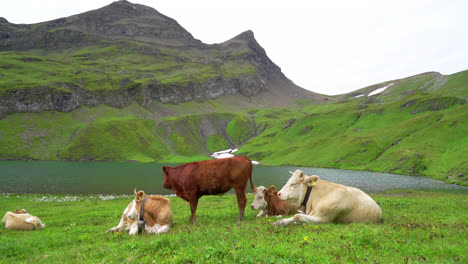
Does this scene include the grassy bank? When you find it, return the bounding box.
[1,190,467,263]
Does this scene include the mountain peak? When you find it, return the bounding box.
[223,29,268,59]
[93,0,160,18]
[233,30,255,40]
[68,0,198,46]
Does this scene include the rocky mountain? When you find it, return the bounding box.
[0,0,329,117]
[0,0,200,49]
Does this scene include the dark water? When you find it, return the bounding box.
[0,161,466,195]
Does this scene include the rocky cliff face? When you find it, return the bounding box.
[0,0,328,116]
[0,74,269,115]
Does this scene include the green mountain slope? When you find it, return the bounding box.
[0,71,466,185]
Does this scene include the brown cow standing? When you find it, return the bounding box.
[162,156,254,223]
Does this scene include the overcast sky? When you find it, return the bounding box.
[2,0,468,95]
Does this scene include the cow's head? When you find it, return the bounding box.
[263,186,276,204]
[162,166,173,190]
[251,186,268,210]
[277,170,319,203]
[127,189,149,220]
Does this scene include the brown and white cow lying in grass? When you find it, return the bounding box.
[2,209,45,230]
[107,190,173,235]
[251,186,298,217]
[273,170,382,226]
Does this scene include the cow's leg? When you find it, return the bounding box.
[292,213,330,224]
[256,209,266,217]
[157,225,170,234]
[189,197,199,224]
[106,213,127,233]
[272,217,295,226]
[234,187,247,222]
[128,221,139,236]
[273,213,329,227]
[144,224,169,234]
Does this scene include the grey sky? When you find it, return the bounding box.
[2,0,468,95]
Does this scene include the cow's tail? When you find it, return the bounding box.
[250,175,256,193]
[245,156,255,192]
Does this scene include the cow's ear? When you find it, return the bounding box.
[304,175,319,186]
[162,166,167,174]
[135,191,144,202]
[267,185,275,193]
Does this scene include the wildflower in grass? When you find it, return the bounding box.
[304,236,309,241]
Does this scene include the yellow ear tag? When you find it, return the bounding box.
[311,181,316,186]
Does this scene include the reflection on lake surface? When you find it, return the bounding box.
[0,161,466,195]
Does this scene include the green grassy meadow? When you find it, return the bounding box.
[1,190,467,263]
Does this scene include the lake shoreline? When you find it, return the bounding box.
[1,160,466,195]
[0,157,465,187]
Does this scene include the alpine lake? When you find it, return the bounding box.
[1,161,466,195]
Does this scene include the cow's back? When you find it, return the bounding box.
[224,156,253,183]
[341,187,382,223]
[178,156,252,194]
[308,180,382,224]
[145,195,173,226]
[194,156,252,179]
[4,213,36,230]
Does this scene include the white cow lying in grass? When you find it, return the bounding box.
[274,170,382,226]
[107,189,173,235]
[2,210,45,230]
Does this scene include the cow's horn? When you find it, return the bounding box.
[289,171,294,175]
[134,188,137,195]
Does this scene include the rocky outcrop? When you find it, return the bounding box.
[0,75,268,116]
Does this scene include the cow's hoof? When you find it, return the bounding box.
[273,220,287,227]
[106,228,117,233]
